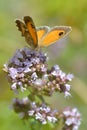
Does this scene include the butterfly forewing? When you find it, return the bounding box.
[39,26,72,47]
[24,16,38,48]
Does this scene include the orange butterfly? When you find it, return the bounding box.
[15,16,72,49]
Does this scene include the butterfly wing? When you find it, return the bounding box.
[15,19,26,36]
[38,26,72,47]
[36,26,49,40]
[23,16,38,48]
[15,16,72,48]
[36,26,50,47]
[15,16,38,48]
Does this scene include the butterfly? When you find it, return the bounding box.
[15,16,72,49]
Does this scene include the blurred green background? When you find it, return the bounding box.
[0,0,87,129]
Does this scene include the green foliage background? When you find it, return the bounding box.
[0,0,87,129]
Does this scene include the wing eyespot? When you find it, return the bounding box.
[59,31,64,36]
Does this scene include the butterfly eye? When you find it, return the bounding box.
[59,31,65,36]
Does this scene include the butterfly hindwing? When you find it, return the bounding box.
[36,26,50,47]
[15,19,26,36]
[36,26,49,39]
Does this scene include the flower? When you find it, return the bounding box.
[46,65,74,97]
[62,107,81,130]
[3,47,47,92]
[12,97,58,124]
[3,47,73,97]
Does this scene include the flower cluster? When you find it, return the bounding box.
[3,47,81,129]
[62,107,81,130]
[46,65,74,97]
[12,97,58,124]
[4,47,73,97]
[12,97,81,129]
